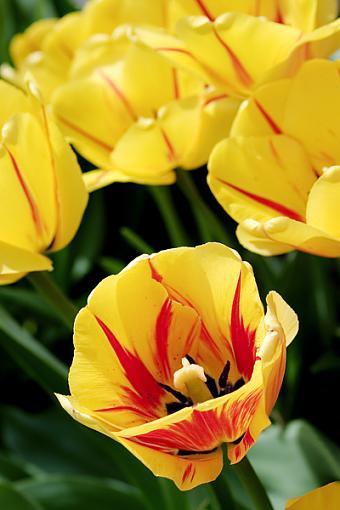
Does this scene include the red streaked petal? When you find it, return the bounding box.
[230,272,257,381]
[216,177,305,222]
[95,316,164,409]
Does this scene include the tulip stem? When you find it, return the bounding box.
[233,456,274,510]
[148,185,190,247]
[28,271,78,330]
[176,169,235,247]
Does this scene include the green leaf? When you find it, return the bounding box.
[0,481,43,510]
[249,420,340,509]
[16,475,146,510]
[120,227,154,254]
[0,305,67,394]
[0,453,35,482]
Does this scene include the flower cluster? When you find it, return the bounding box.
[1,0,339,502]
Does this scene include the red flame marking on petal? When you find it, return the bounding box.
[212,28,253,88]
[56,114,113,153]
[160,127,177,162]
[127,391,261,453]
[233,429,255,462]
[230,273,257,381]
[202,93,229,108]
[216,177,304,222]
[182,463,195,484]
[98,70,138,121]
[7,149,44,236]
[95,316,164,410]
[155,298,173,380]
[254,99,282,134]
[194,0,214,20]
[172,68,180,99]
[94,405,155,420]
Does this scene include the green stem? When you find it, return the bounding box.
[233,457,274,510]
[148,186,189,247]
[176,170,235,247]
[210,472,237,510]
[27,271,77,331]
[120,226,154,254]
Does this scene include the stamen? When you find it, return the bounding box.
[233,378,245,391]
[185,355,218,397]
[218,360,231,389]
[158,382,192,405]
[166,402,189,415]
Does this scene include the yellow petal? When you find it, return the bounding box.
[236,219,293,256]
[208,135,315,224]
[10,18,57,67]
[117,437,223,490]
[286,482,340,510]
[148,243,264,381]
[0,113,57,252]
[0,80,31,132]
[83,167,175,192]
[172,0,278,21]
[306,166,340,240]
[176,13,301,95]
[238,217,340,257]
[0,240,52,285]
[278,0,338,32]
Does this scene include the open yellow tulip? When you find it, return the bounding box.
[208,59,340,257]
[138,7,340,97]
[52,28,240,189]
[7,0,171,102]
[286,482,340,509]
[57,243,298,490]
[0,80,88,284]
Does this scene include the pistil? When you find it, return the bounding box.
[173,357,213,404]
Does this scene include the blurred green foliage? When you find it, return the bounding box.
[0,1,340,509]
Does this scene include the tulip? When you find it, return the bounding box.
[208,59,340,257]
[6,0,171,102]
[286,482,340,509]
[0,80,88,284]
[52,28,240,189]
[137,10,340,97]
[57,243,298,490]
[171,0,338,32]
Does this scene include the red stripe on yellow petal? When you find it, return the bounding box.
[230,273,256,381]
[155,298,173,380]
[229,429,255,463]
[127,390,262,454]
[172,68,180,99]
[194,0,214,20]
[160,128,177,162]
[202,93,229,108]
[98,70,138,122]
[95,316,164,409]
[94,404,155,420]
[182,462,196,484]
[254,100,282,134]
[212,28,253,88]
[56,114,113,153]
[6,148,44,237]
[216,178,305,222]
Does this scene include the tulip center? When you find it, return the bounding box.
[173,357,212,404]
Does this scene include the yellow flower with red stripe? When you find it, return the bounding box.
[6,0,171,102]
[52,28,240,189]
[57,243,298,490]
[137,5,340,97]
[286,482,340,509]
[0,80,88,284]
[171,0,338,32]
[208,59,340,257]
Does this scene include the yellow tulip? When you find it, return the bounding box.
[6,0,171,102]
[0,80,88,284]
[52,28,240,189]
[138,10,340,97]
[171,0,338,31]
[286,482,340,509]
[208,59,340,257]
[57,243,298,490]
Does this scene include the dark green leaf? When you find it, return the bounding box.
[0,481,43,510]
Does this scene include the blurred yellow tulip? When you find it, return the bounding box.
[286,482,340,509]
[57,243,298,489]
[138,9,340,97]
[208,59,340,257]
[0,80,88,284]
[6,0,172,101]
[52,28,240,188]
